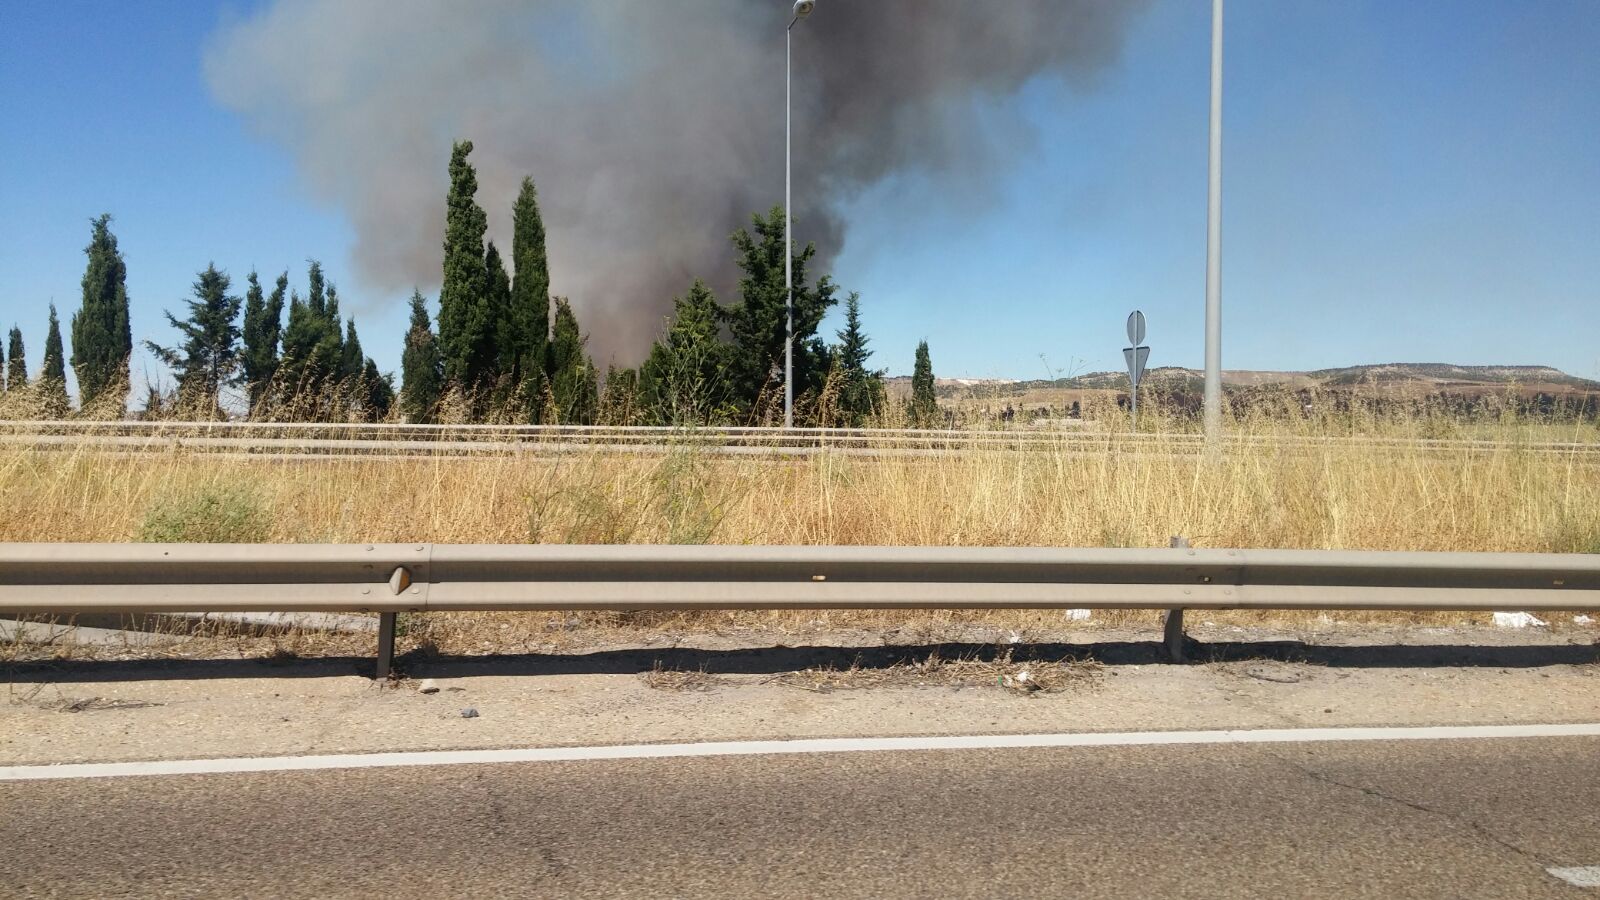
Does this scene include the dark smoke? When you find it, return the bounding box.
[205,0,1146,364]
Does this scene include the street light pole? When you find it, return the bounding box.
[785,19,794,428]
[785,0,814,429]
[1203,0,1224,445]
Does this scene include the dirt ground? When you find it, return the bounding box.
[4,622,1597,767]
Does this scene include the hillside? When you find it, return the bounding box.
[885,363,1600,404]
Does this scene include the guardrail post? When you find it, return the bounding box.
[1164,536,1189,663]
[375,612,396,680]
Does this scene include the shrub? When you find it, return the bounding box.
[138,483,272,543]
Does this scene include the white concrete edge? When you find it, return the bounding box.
[4,723,1600,782]
[1545,865,1600,888]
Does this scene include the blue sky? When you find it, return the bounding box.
[2,0,1597,396]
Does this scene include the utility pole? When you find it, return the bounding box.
[784,0,816,428]
[1203,0,1224,445]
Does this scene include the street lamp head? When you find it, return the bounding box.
[792,0,815,22]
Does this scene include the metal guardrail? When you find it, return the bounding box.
[3,542,1597,676]
[4,420,1597,460]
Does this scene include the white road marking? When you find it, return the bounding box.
[3,722,1598,782]
[1547,866,1600,888]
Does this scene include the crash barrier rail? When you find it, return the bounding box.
[3,542,1597,678]
[3,420,1597,460]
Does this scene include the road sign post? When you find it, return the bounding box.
[1124,311,1150,431]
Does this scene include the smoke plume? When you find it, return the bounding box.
[205,0,1145,364]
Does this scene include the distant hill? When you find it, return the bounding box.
[887,363,1600,399]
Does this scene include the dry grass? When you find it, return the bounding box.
[3,403,1598,660]
[769,650,1103,695]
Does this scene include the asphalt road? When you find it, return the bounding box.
[3,736,1598,898]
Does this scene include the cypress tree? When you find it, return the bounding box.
[6,327,24,390]
[577,359,599,426]
[639,279,732,425]
[400,291,442,424]
[362,358,395,422]
[726,206,838,420]
[70,214,133,409]
[599,365,640,425]
[510,177,551,418]
[277,263,344,412]
[546,297,596,424]
[324,284,342,334]
[834,292,885,427]
[910,340,939,427]
[41,304,69,414]
[0,330,6,395]
[340,318,365,384]
[307,260,326,315]
[142,264,243,418]
[438,140,494,394]
[484,240,513,390]
[239,270,287,410]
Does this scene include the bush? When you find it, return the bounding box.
[138,483,272,543]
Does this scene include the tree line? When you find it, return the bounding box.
[2,140,943,427]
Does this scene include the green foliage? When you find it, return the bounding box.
[639,279,734,425]
[724,206,838,420]
[509,176,551,419]
[361,358,395,422]
[69,214,132,409]
[6,327,23,391]
[239,270,287,412]
[653,447,730,544]
[142,264,242,418]
[599,365,641,425]
[277,262,345,408]
[138,483,272,543]
[340,317,365,383]
[484,240,514,403]
[438,140,494,393]
[910,340,938,426]
[41,304,69,414]
[400,291,443,423]
[833,292,886,426]
[546,298,597,424]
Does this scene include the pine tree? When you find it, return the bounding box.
[142,264,243,418]
[70,214,133,409]
[509,177,551,420]
[41,304,69,414]
[6,327,24,391]
[400,291,443,424]
[239,270,287,411]
[639,280,732,425]
[725,206,838,420]
[546,298,596,424]
[910,340,939,427]
[437,140,494,395]
[834,292,886,427]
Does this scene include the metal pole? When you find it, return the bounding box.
[1164,536,1189,663]
[784,24,795,429]
[375,611,396,680]
[1203,0,1224,446]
